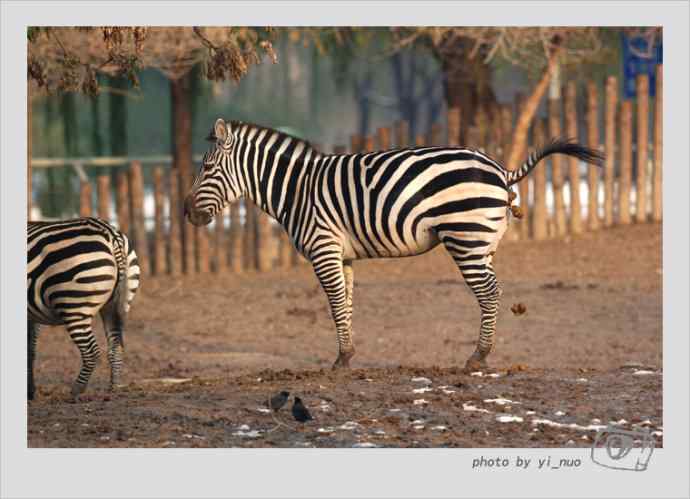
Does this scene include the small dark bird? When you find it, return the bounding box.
[291,397,313,423]
[267,391,290,412]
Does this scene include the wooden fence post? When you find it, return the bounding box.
[244,200,257,270]
[256,212,273,272]
[350,134,363,153]
[364,135,375,152]
[376,127,391,150]
[115,171,130,234]
[565,81,583,234]
[447,107,461,146]
[128,161,150,277]
[152,167,167,275]
[197,225,211,273]
[586,81,600,231]
[395,121,409,148]
[636,74,649,223]
[97,174,111,221]
[515,95,529,241]
[604,76,618,227]
[619,100,633,225]
[430,123,443,146]
[79,180,92,217]
[501,104,519,241]
[213,207,227,273]
[168,171,182,276]
[532,119,548,240]
[415,134,426,147]
[548,96,567,237]
[229,202,243,273]
[652,65,663,222]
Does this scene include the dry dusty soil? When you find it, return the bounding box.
[28,223,662,448]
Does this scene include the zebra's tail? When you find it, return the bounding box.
[506,138,605,187]
[110,235,132,346]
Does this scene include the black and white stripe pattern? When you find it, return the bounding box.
[184,119,603,370]
[27,217,140,400]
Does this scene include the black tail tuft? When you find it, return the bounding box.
[541,137,605,168]
[507,137,605,186]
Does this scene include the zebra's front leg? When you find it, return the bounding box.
[313,257,354,369]
[67,320,101,401]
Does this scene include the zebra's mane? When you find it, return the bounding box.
[207,120,321,155]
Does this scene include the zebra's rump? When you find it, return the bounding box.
[27,218,133,326]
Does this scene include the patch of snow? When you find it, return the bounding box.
[554,410,566,416]
[413,425,425,430]
[232,429,262,438]
[442,389,456,395]
[484,398,521,406]
[318,427,335,433]
[496,415,523,423]
[486,373,501,378]
[591,418,602,424]
[632,370,657,376]
[463,403,490,413]
[256,407,271,414]
[531,418,606,432]
[319,402,333,412]
[566,440,576,446]
[411,377,432,385]
[388,408,401,413]
[412,387,433,394]
[339,421,360,430]
[99,436,110,441]
[413,399,429,405]
[525,410,536,415]
[576,378,588,383]
[411,419,425,425]
[610,419,628,426]
[431,425,448,431]
[373,429,386,435]
[470,372,484,377]
[237,424,250,431]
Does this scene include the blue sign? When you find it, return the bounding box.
[621,33,662,99]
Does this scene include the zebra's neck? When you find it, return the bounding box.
[233,123,321,231]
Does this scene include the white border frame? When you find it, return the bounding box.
[2,2,688,498]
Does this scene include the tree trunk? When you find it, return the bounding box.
[439,39,496,144]
[505,48,561,171]
[171,73,195,273]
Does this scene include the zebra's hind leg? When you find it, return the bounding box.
[100,300,125,391]
[28,320,38,400]
[312,255,354,369]
[443,243,502,372]
[66,319,101,401]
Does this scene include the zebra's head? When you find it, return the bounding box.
[184,118,242,226]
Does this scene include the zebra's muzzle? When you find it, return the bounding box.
[183,195,213,226]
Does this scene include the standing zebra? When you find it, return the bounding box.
[184,119,603,370]
[27,217,140,400]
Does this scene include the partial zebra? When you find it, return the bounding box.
[184,119,603,370]
[27,217,140,400]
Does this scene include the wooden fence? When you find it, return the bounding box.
[65,69,662,278]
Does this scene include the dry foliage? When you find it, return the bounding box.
[27,27,278,95]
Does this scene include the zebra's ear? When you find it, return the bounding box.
[214,118,228,143]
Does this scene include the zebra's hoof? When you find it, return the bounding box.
[70,383,86,402]
[464,355,489,373]
[332,351,354,369]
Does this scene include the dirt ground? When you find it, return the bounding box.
[28,223,663,448]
